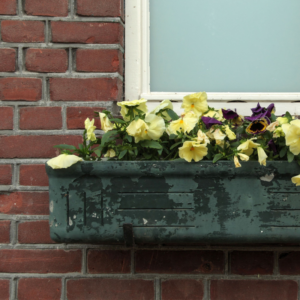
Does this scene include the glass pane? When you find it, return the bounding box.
[150,0,300,92]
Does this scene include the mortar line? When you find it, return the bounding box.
[70,0,75,19]
[17,47,23,74]
[45,20,50,45]
[62,105,67,132]
[10,220,18,246]
[82,248,87,274]
[10,277,17,300]
[155,278,161,300]
[18,0,23,17]
[274,251,279,275]
[62,277,67,300]
[42,76,48,103]
[68,48,72,74]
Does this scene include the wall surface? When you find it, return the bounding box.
[0,1,300,300]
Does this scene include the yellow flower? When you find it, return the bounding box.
[277,117,289,125]
[126,119,148,143]
[237,153,249,161]
[179,141,208,162]
[84,118,96,141]
[224,125,236,140]
[291,175,300,186]
[167,111,198,135]
[213,128,226,143]
[285,120,300,155]
[117,99,148,121]
[266,121,279,132]
[234,156,241,168]
[237,138,260,156]
[273,127,285,138]
[181,92,208,116]
[257,147,268,166]
[47,154,83,169]
[150,99,173,120]
[104,149,116,158]
[99,113,114,133]
[203,109,224,121]
[196,130,210,145]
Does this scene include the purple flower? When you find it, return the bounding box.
[265,103,275,118]
[245,119,268,135]
[222,109,239,120]
[251,103,264,115]
[201,116,222,129]
[268,140,277,155]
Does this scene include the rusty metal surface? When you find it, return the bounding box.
[46,161,300,244]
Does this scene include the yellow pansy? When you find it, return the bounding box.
[181,92,208,116]
[213,129,226,145]
[203,109,224,121]
[99,113,114,133]
[167,111,198,135]
[285,120,300,155]
[257,147,268,166]
[237,138,260,156]
[104,149,116,158]
[178,141,208,162]
[196,130,210,145]
[234,156,241,168]
[47,154,83,169]
[150,99,173,120]
[144,114,166,140]
[117,99,148,121]
[237,153,249,161]
[292,175,300,186]
[266,121,279,132]
[126,119,148,143]
[277,117,289,125]
[224,125,236,140]
[273,127,285,138]
[84,118,96,142]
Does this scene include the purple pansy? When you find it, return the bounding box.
[251,103,264,115]
[201,116,222,129]
[222,109,239,120]
[268,140,277,155]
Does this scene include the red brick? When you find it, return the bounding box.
[51,22,124,46]
[279,252,300,275]
[1,20,44,43]
[0,49,16,72]
[210,280,298,300]
[0,192,49,215]
[18,221,54,244]
[0,165,12,185]
[18,278,61,300]
[0,280,9,300]
[0,135,82,158]
[19,107,62,130]
[50,78,122,101]
[0,78,42,101]
[0,0,16,15]
[67,107,103,129]
[88,250,130,274]
[0,249,81,273]
[162,280,203,300]
[0,107,13,130]
[135,251,224,274]
[25,49,68,73]
[67,279,154,300]
[77,0,124,20]
[0,221,10,243]
[25,0,68,17]
[230,251,274,275]
[19,165,48,186]
[76,49,123,74]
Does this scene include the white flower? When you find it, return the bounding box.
[47,154,83,169]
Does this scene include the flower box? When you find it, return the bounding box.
[46,160,300,245]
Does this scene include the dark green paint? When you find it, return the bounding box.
[46,161,300,244]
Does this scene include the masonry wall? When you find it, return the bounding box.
[0,1,300,300]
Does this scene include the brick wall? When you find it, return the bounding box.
[0,1,300,300]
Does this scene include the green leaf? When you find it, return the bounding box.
[110,118,126,124]
[54,144,77,150]
[101,130,118,146]
[170,141,182,150]
[236,126,244,134]
[143,153,153,159]
[140,140,163,149]
[169,134,177,140]
[213,153,224,163]
[167,109,179,120]
[287,150,295,163]
[270,113,277,122]
[118,150,127,159]
[94,149,102,157]
[279,146,288,158]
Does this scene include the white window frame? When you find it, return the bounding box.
[125,0,300,115]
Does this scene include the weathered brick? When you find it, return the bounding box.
[77,0,124,20]
[19,165,48,186]
[162,280,204,300]
[1,20,44,43]
[0,280,9,300]
[51,22,124,46]
[0,78,42,101]
[18,221,53,244]
[0,0,16,15]
[0,249,81,273]
[0,135,82,158]
[19,107,62,130]
[0,49,16,72]
[231,251,274,275]
[0,165,12,185]
[135,251,224,274]
[50,78,122,101]
[25,49,68,73]
[18,278,61,300]
[25,0,68,17]
[0,107,13,130]
[279,252,300,275]
[67,279,154,300]
[210,280,298,300]
[0,192,49,215]
[76,49,123,74]
[88,250,130,274]
[67,107,103,129]
[0,221,10,244]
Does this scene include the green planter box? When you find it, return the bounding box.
[46,161,300,244]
